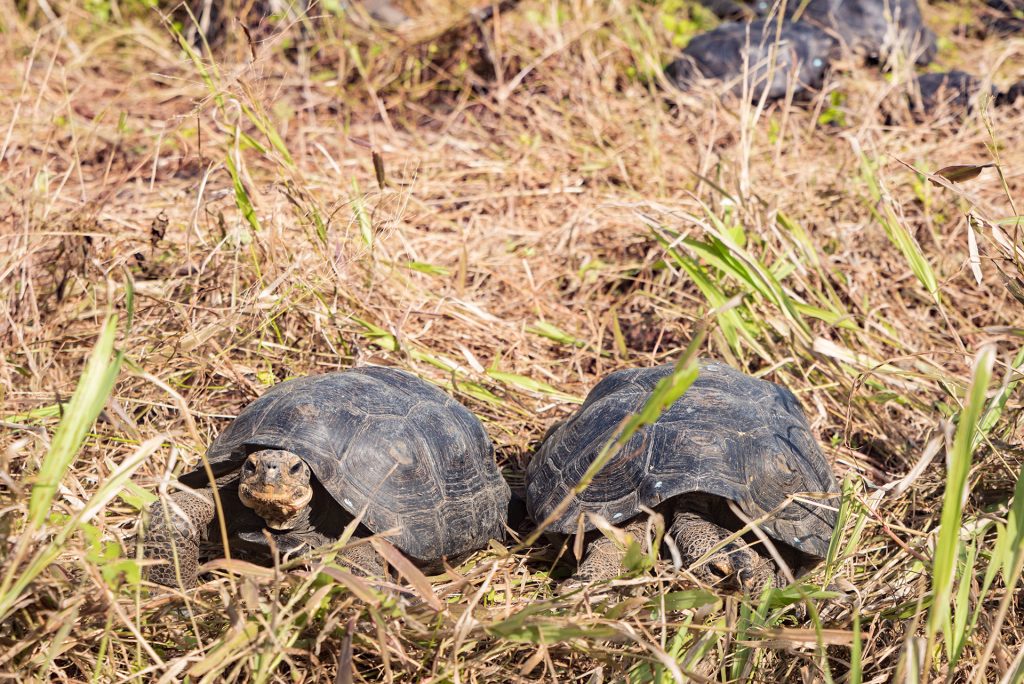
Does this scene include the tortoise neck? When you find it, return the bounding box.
[262,504,312,531]
[267,481,335,534]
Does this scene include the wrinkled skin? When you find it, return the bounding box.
[238,450,315,530]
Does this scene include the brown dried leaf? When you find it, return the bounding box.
[370,538,444,612]
[200,558,275,579]
[372,150,386,190]
[319,566,381,605]
[930,163,994,186]
[335,617,356,684]
[744,627,857,647]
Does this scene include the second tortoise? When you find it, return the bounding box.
[526,361,838,592]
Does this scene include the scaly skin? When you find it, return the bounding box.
[144,488,216,589]
[558,518,650,594]
[558,505,782,594]
[237,450,314,530]
[669,511,781,594]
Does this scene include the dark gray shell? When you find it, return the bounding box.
[526,361,839,560]
[180,366,510,563]
[665,20,837,102]
[697,0,936,65]
[796,0,936,66]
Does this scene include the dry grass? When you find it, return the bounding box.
[2,0,1024,681]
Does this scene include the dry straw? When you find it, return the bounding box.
[1,0,1023,681]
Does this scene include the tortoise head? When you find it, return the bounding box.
[238,449,313,530]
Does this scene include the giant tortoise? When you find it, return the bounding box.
[696,0,936,65]
[665,20,837,102]
[794,0,936,65]
[526,361,838,592]
[144,366,510,588]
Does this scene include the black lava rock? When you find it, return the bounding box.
[983,0,1024,35]
[909,71,997,118]
[666,19,837,101]
[997,81,1024,106]
[987,0,1024,12]
[698,0,771,20]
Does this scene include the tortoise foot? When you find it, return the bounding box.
[558,518,650,594]
[669,511,781,594]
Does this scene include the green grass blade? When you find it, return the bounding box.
[973,347,1024,451]
[241,102,295,169]
[823,477,856,584]
[353,317,399,351]
[972,454,1024,682]
[925,346,994,667]
[226,148,261,232]
[950,542,977,665]
[858,154,939,304]
[851,606,863,684]
[527,321,590,349]
[654,229,746,349]
[0,323,146,623]
[27,315,122,530]
[486,370,582,403]
[1004,459,1024,581]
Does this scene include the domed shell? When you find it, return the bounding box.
[798,0,936,66]
[180,366,510,563]
[665,20,837,102]
[526,361,838,560]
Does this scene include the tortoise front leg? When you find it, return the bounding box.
[262,530,386,577]
[669,511,781,594]
[144,489,215,589]
[301,535,386,577]
[558,518,649,593]
[338,540,385,577]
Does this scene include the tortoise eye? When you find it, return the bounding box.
[289,462,302,475]
[243,460,256,472]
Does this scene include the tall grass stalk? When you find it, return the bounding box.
[924,346,994,673]
[0,315,125,621]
